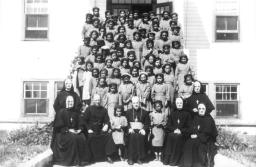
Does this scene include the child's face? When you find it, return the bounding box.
[173,42,180,49]
[87,63,93,71]
[113,70,119,77]
[148,34,155,40]
[96,56,102,62]
[134,12,139,18]
[126,42,131,48]
[99,78,105,86]
[91,32,98,39]
[106,60,112,67]
[116,108,122,117]
[156,76,163,83]
[173,29,179,35]
[93,20,99,27]
[155,103,162,111]
[117,50,123,57]
[92,70,99,77]
[163,12,169,19]
[153,24,159,31]
[109,22,114,28]
[92,48,98,54]
[83,39,90,45]
[100,71,107,77]
[181,57,187,64]
[145,68,151,75]
[111,53,117,59]
[86,17,92,23]
[143,17,148,22]
[134,62,140,68]
[185,76,193,85]
[106,34,113,42]
[164,65,171,73]
[155,60,161,67]
[128,54,135,61]
[119,27,125,33]
[134,34,140,41]
[123,76,130,83]
[99,28,105,34]
[122,60,128,67]
[132,69,138,76]
[161,32,168,40]
[163,47,170,54]
[147,42,153,48]
[148,56,154,63]
[110,86,116,93]
[140,74,147,82]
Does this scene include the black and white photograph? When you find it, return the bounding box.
[0,0,255,167]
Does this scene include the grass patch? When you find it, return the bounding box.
[0,123,52,167]
[0,143,48,167]
[217,129,256,167]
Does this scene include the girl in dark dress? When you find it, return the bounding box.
[186,81,215,118]
[163,97,191,165]
[52,95,90,166]
[180,103,218,167]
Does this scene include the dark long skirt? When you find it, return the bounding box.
[88,132,117,162]
[163,133,185,165]
[127,132,146,161]
[179,138,208,167]
[52,132,90,166]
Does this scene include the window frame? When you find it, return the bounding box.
[215,15,240,42]
[215,83,240,118]
[54,81,64,99]
[23,81,49,116]
[24,0,49,41]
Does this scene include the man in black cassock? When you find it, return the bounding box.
[125,96,150,165]
[82,94,116,163]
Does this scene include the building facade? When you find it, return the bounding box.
[0,0,255,126]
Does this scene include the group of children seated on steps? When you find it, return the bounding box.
[63,6,217,166]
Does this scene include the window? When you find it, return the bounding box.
[54,81,64,98]
[24,81,49,114]
[24,0,48,40]
[215,84,239,117]
[215,16,239,41]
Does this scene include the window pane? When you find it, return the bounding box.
[27,0,33,3]
[223,85,230,92]
[37,99,47,113]
[216,16,226,30]
[26,15,37,27]
[25,91,32,98]
[38,15,48,27]
[216,93,222,100]
[227,16,237,30]
[25,99,36,113]
[25,82,32,90]
[41,82,47,90]
[216,101,238,117]
[33,83,40,90]
[216,86,222,92]
[25,30,48,39]
[231,93,237,100]
[41,91,47,98]
[216,33,238,40]
[33,91,40,98]
[231,86,237,92]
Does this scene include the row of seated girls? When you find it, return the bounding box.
[51,7,218,167]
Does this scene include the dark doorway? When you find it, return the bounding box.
[131,4,152,14]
